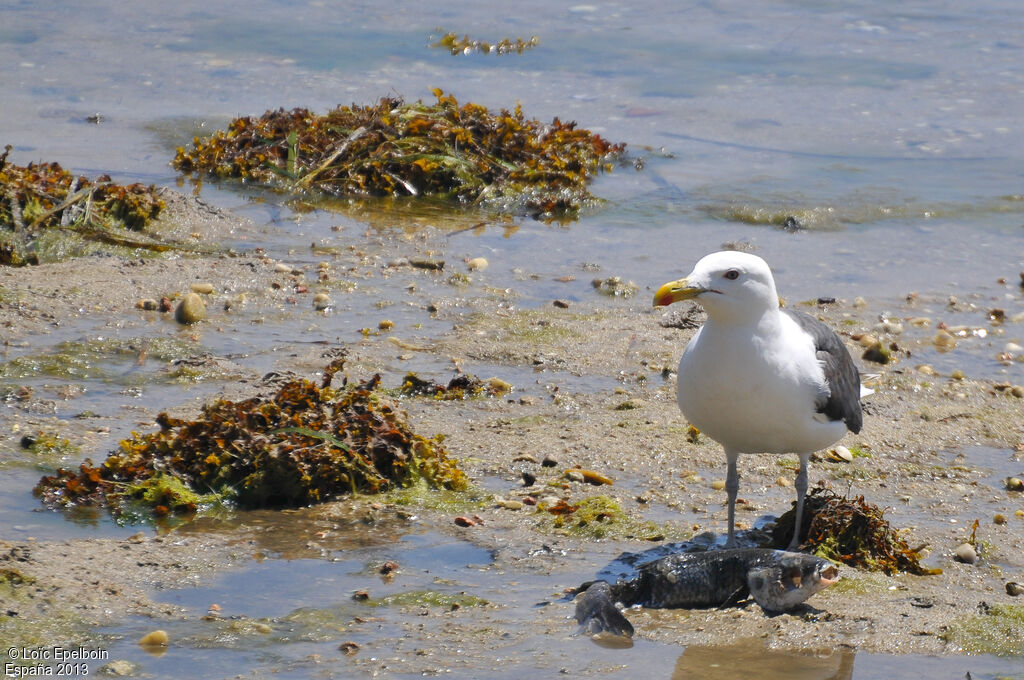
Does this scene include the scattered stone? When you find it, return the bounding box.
[454,515,477,527]
[1011,386,1024,398]
[857,333,880,348]
[138,630,169,647]
[591,276,638,298]
[379,560,399,575]
[339,641,360,656]
[552,299,570,309]
[916,364,937,376]
[954,543,978,564]
[521,471,536,487]
[513,453,538,463]
[711,479,726,491]
[100,660,136,676]
[775,476,792,488]
[313,293,333,310]
[994,513,1008,525]
[908,316,931,327]
[136,298,159,311]
[541,455,558,468]
[378,319,394,331]
[189,282,215,294]
[174,293,207,324]
[410,258,444,271]
[496,498,524,510]
[466,257,488,271]
[1007,477,1024,491]
[950,369,966,381]
[159,296,173,313]
[1007,582,1024,597]
[274,263,294,273]
[565,469,584,483]
[352,590,370,601]
[934,330,957,351]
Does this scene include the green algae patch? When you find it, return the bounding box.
[536,495,685,541]
[33,357,468,519]
[0,145,168,266]
[0,336,199,383]
[358,589,489,609]
[19,431,79,464]
[941,603,1024,655]
[771,486,940,575]
[172,90,625,220]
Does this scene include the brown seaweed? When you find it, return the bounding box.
[172,90,625,220]
[771,485,940,575]
[33,358,467,518]
[0,145,166,266]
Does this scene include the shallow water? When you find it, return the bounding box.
[2,0,1024,677]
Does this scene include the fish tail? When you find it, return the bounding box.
[574,581,635,638]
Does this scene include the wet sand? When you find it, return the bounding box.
[2,191,1024,674]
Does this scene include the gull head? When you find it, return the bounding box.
[654,251,780,323]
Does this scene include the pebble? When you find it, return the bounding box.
[521,471,536,487]
[541,455,558,468]
[513,453,538,463]
[1006,477,1024,491]
[378,319,394,331]
[951,369,966,381]
[711,479,726,491]
[862,341,891,365]
[1011,386,1024,398]
[189,282,215,294]
[857,333,879,348]
[339,641,360,656]
[313,293,332,310]
[1007,582,1024,597]
[138,630,169,647]
[136,298,159,311]
[954,543,978,564]
[496,499,524,510]
[908,316,931,328]
[100,661,137,676]
[994,513,1008,525]
[174,293,207,324]
[466,257,488,271]
[553,299,570,309]
[274,263,294,273]
[565,469,585,483]
[934,330,957,351]
[916,364,937,376]
[1005,342,1023,354]
[775,476,792,488]
[454,515,478,527]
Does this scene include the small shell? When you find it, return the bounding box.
[828,445,854,463]
[954,543,978,564]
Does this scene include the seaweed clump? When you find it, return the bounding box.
[33,358,467,518]
[771,485,940,575]
[0,145,165,266]
[431,32,539,56]
[172,90,625,219]
[399,372,510,400]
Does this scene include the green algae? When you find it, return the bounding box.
[941,603,1024,656]
[172,90,625,221]
[358,589,489,609]
[0,336,199,383]
[536,494,687,541]
[20,431,79,463]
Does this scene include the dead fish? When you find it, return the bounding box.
[574,548,839,637]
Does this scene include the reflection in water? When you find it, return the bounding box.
[672,640,854,680]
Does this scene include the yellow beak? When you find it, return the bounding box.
[653,278,704,307]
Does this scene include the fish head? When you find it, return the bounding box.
[746,551,839,612]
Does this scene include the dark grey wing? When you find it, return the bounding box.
[784,309,863,434]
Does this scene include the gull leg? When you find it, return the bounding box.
[725,451,739,547]
[788,453,810,550]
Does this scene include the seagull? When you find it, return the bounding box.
[654,251,865,549]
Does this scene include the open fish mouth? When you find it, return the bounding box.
[819,564,840,587]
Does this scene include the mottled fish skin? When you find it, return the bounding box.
[575,549,838,637]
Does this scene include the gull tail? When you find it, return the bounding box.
[574,581,635,638]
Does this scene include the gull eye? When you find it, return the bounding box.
[724,269,740,280]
